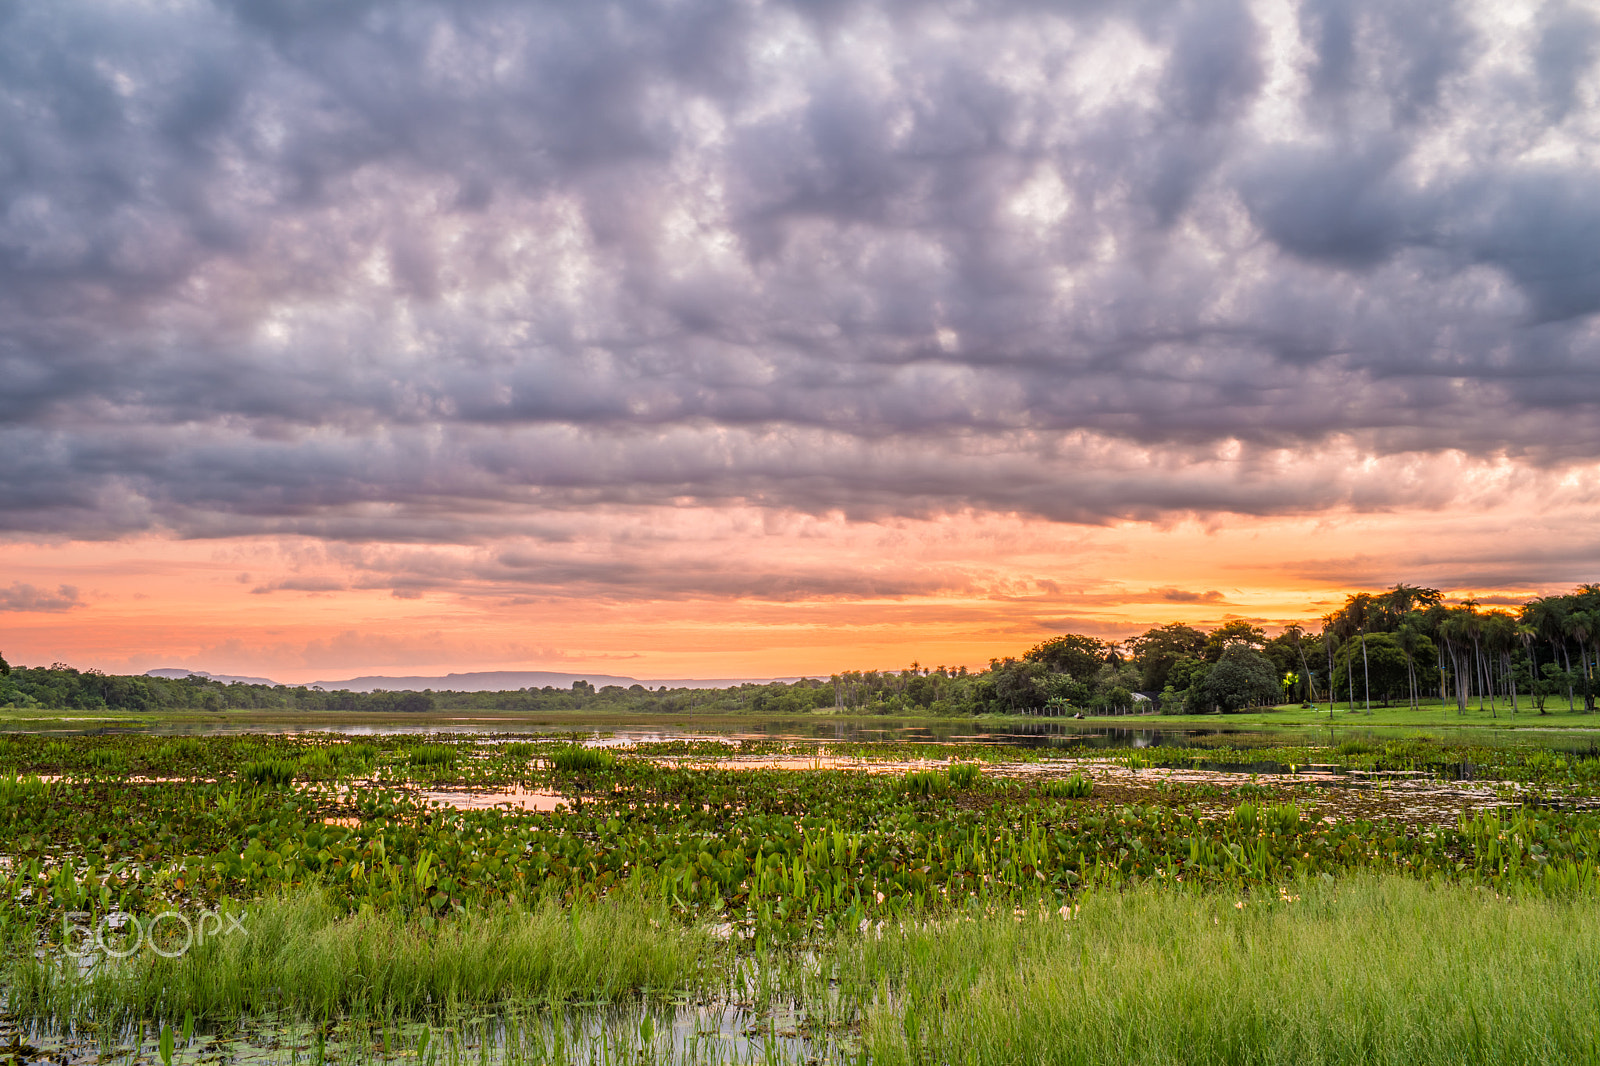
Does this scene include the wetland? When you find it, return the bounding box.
[1,727,1598,1064]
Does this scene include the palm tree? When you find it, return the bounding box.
[1396,617,1426,711]
[1321,616,1340,719]
[1438,609,1472,715]
[1516,622,1538,714]
[1481,611,1517,715]
[1280,624,1314,704]
[1567,609,1598,713]
[1526,597,1575,711]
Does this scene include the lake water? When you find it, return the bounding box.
[9,713,1599,751]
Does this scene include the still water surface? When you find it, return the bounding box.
[9,714,1598,751]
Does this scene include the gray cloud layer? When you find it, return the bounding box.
[3,0,1598,538]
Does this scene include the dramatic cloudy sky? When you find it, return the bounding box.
[3,0,1599,680]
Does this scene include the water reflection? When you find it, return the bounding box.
[7,714,1598,752]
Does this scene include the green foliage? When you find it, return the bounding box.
[406,744,457,769]
[1203,620,1268,661]
[903,769,948,796]
[240,758,298,788]
[548,744,614,773]
[946,762,981,788]
[1041,774,1093,799]
[1332,632,1438,706]
[1022,634,1108,680]
[1127,623,1207,692]
[85,747,128,776]
[343,741,379,765]
[156,737,206,763]
[11,891,707,1027]
[1200,644,1281,712]
[297,749,339,780]
[856,876,1600,1066]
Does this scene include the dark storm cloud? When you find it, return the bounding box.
[2,0,1598,538]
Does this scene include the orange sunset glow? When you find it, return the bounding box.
[3,0,1599,685]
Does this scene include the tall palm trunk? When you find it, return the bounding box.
[1360,630,1371,713]
[1563,642,1576,711]
[1471,633,1488,715]
[1506,651,1518,714]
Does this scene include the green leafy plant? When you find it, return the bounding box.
[1042,774,1093,799]
[904,769,948,797]
[947,762,981,788]
[240,758,298,788]
[407,744,457,769]
[549,744,614,773]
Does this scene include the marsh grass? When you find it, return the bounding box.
[407,744,458,769]
[10,876,1600,1063]
[11,891,714,1027]
[850,875,1600,1065]
[1041,773,1093,799]
[946,762,981,788]
[239,757,297,788]
[548,745,614,774]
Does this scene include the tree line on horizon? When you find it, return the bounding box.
[1,582,1596,716]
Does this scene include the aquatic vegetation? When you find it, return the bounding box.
[855,875,1600,1066]
[946,761,981,788]
[1041,774,1093,799]
[12,890,712,1027]
[2,730,1599,1064]
[407,743,458,770]
[548,744,615,774]
[239,757,297,788]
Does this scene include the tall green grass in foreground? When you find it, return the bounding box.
[850,875,1600,1065]
[10,892,711,1026]
[11,876,1600,1064]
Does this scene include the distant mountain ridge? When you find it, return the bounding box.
[145,668,282,686]
[146,667,802,693]
[311,670,641,692]
[312,671,805,692]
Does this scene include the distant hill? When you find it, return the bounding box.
[145,668,282,686]
[145,666,804,693]
[308,670,804,693]
[309,670,641,693]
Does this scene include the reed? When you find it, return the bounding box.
[10,891,713,1026]
[850,874,1600,1065]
